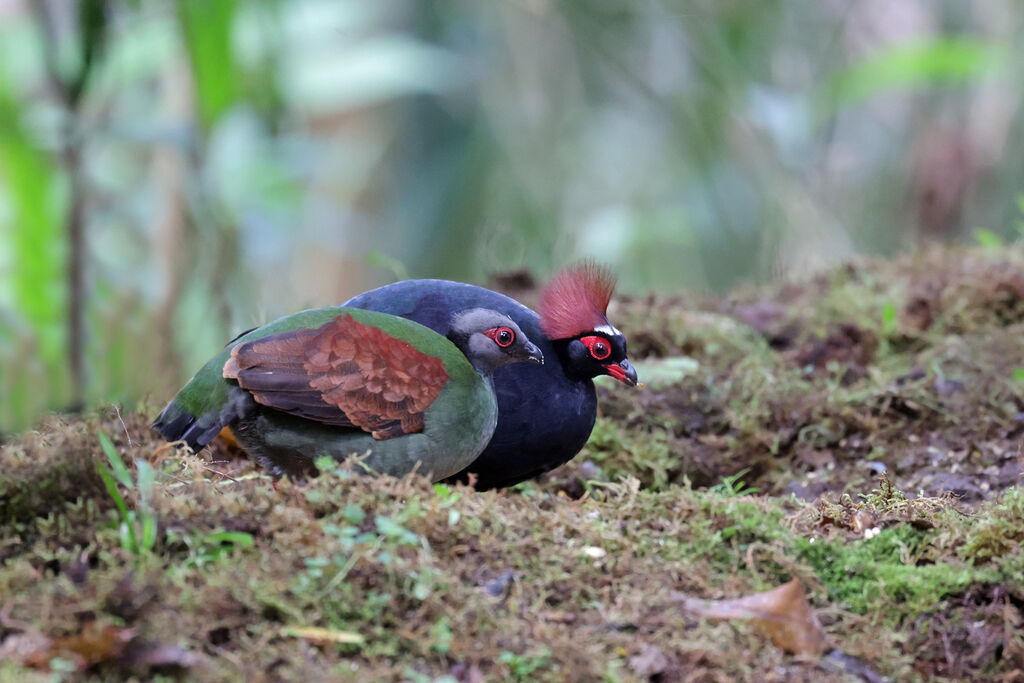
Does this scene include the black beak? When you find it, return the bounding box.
[521,340,544,364]
[603,359,638,387]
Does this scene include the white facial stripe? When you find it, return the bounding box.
[594,324,622,337]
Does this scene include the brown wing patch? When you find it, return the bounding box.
[224,314,450,439]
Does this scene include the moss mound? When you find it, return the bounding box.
[2,247,1023,681]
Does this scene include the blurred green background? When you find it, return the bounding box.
[1,0,1022,432]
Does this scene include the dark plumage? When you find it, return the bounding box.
[343,262,637,489]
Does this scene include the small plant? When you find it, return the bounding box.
[499,647,552,680]
[434,483,462,527]
[880,299,898,337]
[709,467,759,496]
[174,529,256,568]
[428,616,453,654]
[95,431,159,556]
[857,472,907,510]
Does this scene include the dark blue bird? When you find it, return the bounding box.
[343,262,638,489]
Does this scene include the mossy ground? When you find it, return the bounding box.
[2,246,1023,681]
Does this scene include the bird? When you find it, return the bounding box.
[341,261,638,489]
[152,306,544,481]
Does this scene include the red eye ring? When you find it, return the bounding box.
[486,326,516,348]
[580,335,611,360]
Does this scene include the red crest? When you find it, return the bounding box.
[538,261,617,340]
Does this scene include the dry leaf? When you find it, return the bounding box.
[281,625,365,645]
[3,623,199,674]
[22,623,134,671]
[127,642,202,669]
[449,662,486,683]
[678,579,830,657]
[629,642,668,677]
[0,633,52,663]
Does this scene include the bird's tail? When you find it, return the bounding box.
[152,387,252,452]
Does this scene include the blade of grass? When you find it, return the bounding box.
[98,431,133,490]
[140,512,158,552]
[95,459,139,553]
[135,458,154,509]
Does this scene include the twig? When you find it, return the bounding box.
[202,465,240,484]
[114,404,132,447]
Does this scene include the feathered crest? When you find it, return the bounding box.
[538,261,617,340]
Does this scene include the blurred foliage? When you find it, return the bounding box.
[1,0,1023,431]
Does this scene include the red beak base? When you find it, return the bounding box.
[603,361,639,387]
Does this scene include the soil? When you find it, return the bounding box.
[1,246,1022,681]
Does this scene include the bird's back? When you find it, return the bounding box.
[343,280,597,488]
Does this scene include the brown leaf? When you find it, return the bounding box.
[629,642,668,677]
[23,623,134,670]
[126,642,201,669]
[0,633,53,664]
[450,662,486,683]
[678,579,830,657]
[5,623,200,674]
[850,509,879,535]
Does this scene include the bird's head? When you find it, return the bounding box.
[448,308,544,374]
[538,261,639,387]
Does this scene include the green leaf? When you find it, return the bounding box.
[0,66,66,427]
[881,300,898,336]
[313,456,337,474]
[204,530,255,548]
[98,431,133,490]
[342,503,366,525]
[177,0,240,130]
[815,39,1006,121]
[135,459,155,510]
[96,460,130,521]
[374,516,418,545]
[96,460,138,552]
[412,576,431,601]
[973,228,1002,248]
[140,513,158,551]
[1011,368,1024,383]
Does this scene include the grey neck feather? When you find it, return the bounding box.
[447,308,510,378]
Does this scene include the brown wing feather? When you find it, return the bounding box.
[223,314,450,439]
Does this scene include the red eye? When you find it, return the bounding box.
[580,335,611,360]
[487,326,515,348]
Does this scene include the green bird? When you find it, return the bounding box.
[153,307,544,480]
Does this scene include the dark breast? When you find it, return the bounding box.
[343,280,597,489]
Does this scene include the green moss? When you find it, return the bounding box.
[796,526,986,616]
[4,248,1024,680]
[960,487,1024,562]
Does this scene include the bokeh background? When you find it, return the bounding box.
[1,0,1023,433]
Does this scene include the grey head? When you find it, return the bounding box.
[447,308,544,375]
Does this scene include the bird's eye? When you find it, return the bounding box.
[488,326,515,348]
[579,335,612,360]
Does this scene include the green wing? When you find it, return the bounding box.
[152,307,475,450]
